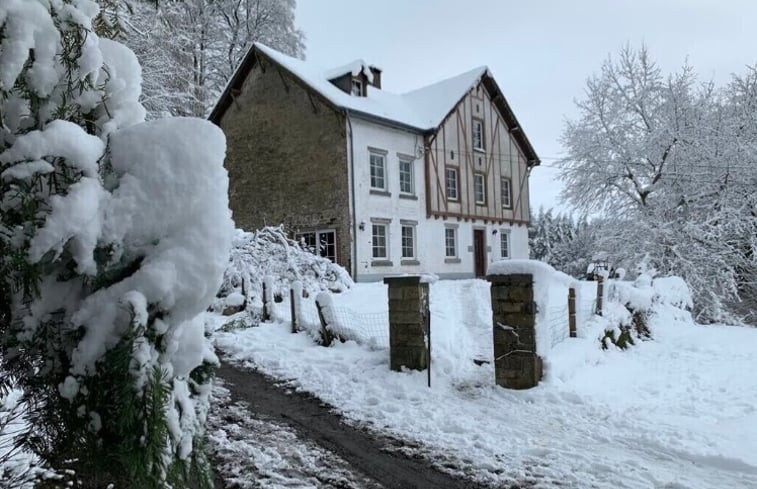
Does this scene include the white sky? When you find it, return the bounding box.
[296,0,756,212]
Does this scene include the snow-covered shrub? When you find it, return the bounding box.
[216,226,353,317]
[0,2,232,487]
[601,275,693,349]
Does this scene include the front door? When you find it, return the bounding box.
[473,229,486,277]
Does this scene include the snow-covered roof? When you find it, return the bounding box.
[251,43,486,130]
[210,43,539,163]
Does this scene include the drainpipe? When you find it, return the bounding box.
[345,110,358,281]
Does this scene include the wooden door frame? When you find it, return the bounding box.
[473,228,486,277]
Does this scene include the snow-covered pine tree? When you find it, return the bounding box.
[0,1,233,487]
[528,208,596,279]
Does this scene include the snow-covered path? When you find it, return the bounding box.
[211,362,485,488]
[208,381,382,489]
[212,280,757,488]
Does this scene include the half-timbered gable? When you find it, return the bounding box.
[425,77,537,225]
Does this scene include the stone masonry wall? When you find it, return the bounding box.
[385,277,429,371]
[489,273,542,389]
[218,59,352,272]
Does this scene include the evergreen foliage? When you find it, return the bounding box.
[1,1,231,487]
[528,207,597,279]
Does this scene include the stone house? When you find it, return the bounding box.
[209,43,540,281]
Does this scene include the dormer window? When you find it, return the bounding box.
[351,79,364,96]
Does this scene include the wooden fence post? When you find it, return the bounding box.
[568,287,577,338]
[315,298,333,346]
[290,288,297,333]
[596,276,604,316]
[262,281,270,322]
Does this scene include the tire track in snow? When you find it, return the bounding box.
[215,361,490,489]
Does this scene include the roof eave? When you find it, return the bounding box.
[481,74,540,166]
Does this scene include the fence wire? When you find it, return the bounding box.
[328,306,389,348]
[545,303,569,347]
[282,297,390,349]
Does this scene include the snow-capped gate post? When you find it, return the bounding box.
[487,273,542,389]
[384,276,431,376]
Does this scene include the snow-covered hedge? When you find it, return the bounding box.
[216,226,353,314]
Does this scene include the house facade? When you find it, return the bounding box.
[210,43,540,281]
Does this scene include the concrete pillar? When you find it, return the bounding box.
[384,276,429,371]
[488,273,542,389]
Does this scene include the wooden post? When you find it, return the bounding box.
[596,276,604,316]
[424,303,431,388]
[290,288,297,333]
[568,287,577,338]
[315,299,333,346]
[262,281,270,322]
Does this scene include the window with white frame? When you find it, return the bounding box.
[444,227,457,257]
[401,225,415,258]
[500,231,510,259]
[371,223,388,258]
[351,79,364,96]
[369,151,386,190]
[501,177,512,209]
[445,167,458,201]
[474,173,486,204]
[472,118,484,151]
[399,158,414,194]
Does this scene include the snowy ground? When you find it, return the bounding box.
[208,381,381,489]
[213,279,757,488]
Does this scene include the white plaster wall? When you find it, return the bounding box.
[349,117,529,282]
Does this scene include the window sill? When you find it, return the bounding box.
[371,260,393,267]
[475,202,486,206]
[502,206,513,211]
[447,197,459,203]
[444,257,461,264]
[399,193,418,200]
[400,259,420,266]
[370,189,391,197]
[473,147,485,153]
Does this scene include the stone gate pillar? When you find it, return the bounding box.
[384,276,429,371]
[487,273,542,389]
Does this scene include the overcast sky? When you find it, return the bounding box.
[296,0,756,212]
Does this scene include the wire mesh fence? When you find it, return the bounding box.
[546,302,569,348]
[277,295,390,349]
[328,306,389,348]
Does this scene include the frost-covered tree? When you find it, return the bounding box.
[560,45,757,323]
[0,1,233,487]
[116,0,305,118]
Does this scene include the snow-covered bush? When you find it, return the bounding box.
[601,275,693,349]
[0,2,233,487]
[216,226,353,317]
